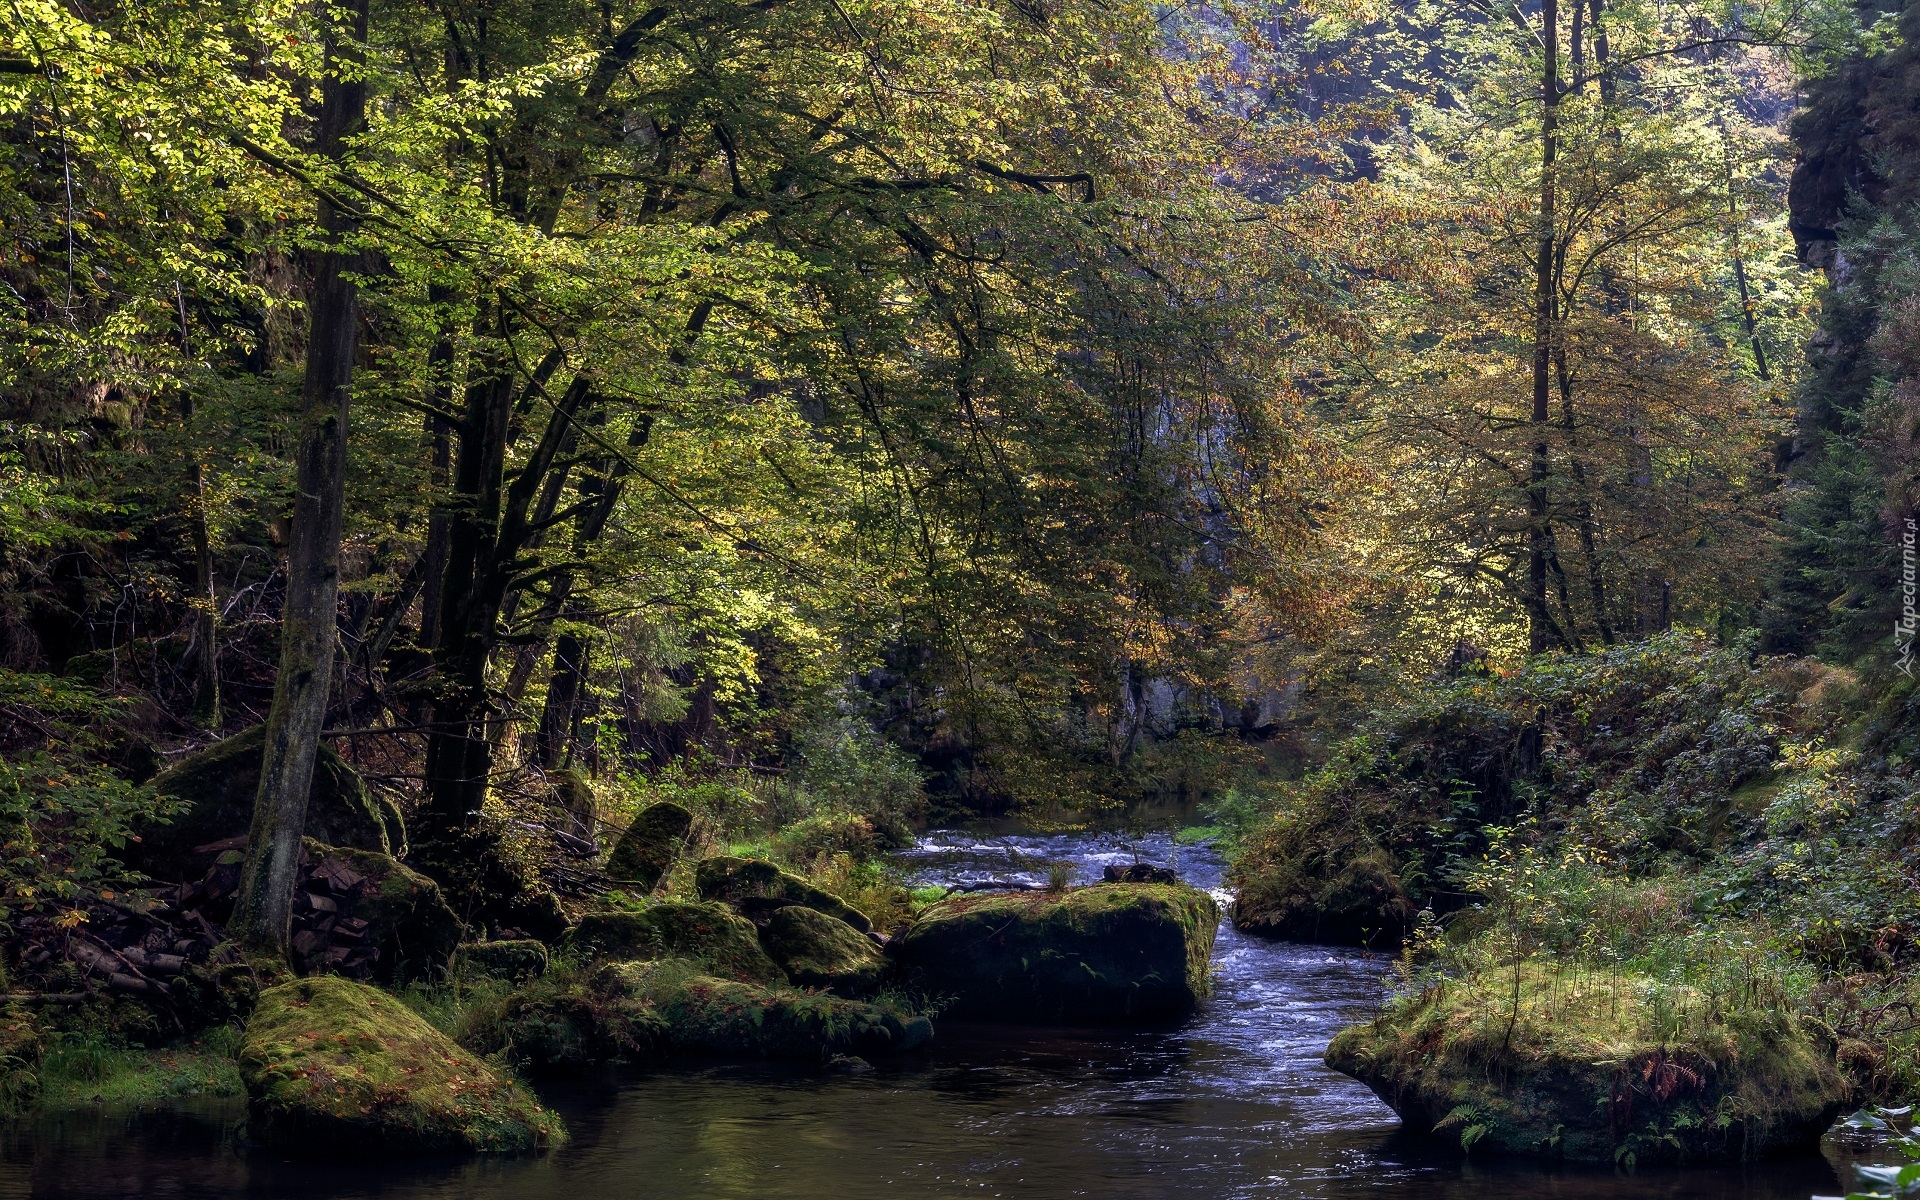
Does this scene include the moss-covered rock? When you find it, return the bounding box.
[603,802,692,891]
[240,975,565,1155]
[132,726,405,882]
[1324,966,1852,1164]
[647,965,929,1060]
[893,883,1219,1023]
[758,905,885,996]
[453,940,549,983]
[295,841,464,984]
[460,960,930,1071]
[1231,842,1417,947]
[695,856,872,933]
[564,902,783,985]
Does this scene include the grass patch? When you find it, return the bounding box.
[39,1027,244,1109]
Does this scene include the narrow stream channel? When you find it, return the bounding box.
[0,830,1860,1199]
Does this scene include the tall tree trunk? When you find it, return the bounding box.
[1717,116,1771,380]
[419,356,577,846]
[1528,0,1561,653]
[174,283,220,728]
[535,631,588,769]
[1556,346,1613,644]
[417,286,457,649]
[229,0,368,958]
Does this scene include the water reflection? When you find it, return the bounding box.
[0,830,1854,1199]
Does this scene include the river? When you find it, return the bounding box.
[0,830,1866,1199]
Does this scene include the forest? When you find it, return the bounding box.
[0,0,1917,1193]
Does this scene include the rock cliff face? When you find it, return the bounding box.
[1787,5,1920,268]
[1765,0,1920,659]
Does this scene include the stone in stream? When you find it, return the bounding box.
[240,974,566,1155]
[603,801,692,891]
[1324,971,1852,1164]
[892,882,1219,1023]
[1103,862,1180,884]
[694,855,872,932]
[460,959,932,1071]
[757,904,886,996]
[564,901,785,985]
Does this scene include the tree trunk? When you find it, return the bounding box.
[174,283,220,728]
[229,0,368,958]
[1528,0,1561,653]
[417,286,457,649]
[419,353,576,842]
[1556,346,1613,645]
[1717,117,1771,380]
[535,631,588,769]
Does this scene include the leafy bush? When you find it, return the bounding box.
[1230,632,1796,944]
[0,670,175,923]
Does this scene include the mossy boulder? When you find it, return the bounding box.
[893,882,1219,1024]
[132,726,406,883]
[453,940,549,983]
[460,960,930,1071]
[758,905,886,996]
[564,902,783,985]
[1231,842,1417,947]
[240,975,565,1155]
[295,841,464,984]
[603,802,692,891]
[647,966,929,1060]
[695,855,872,933]
[1324,966,1852,1164]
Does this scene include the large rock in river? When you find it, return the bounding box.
[695,855,872,932]
[241,975,565,1155]
[565,901,784,985]
[461,959,932,1071]
[759,904,886,996]
[893,882,1219,1023]
[133,726,405,882]
[1324,968,1852,1164]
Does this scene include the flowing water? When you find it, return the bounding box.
[0,830,1869,1199]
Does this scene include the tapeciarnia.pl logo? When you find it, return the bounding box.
[1899,517,1917,679]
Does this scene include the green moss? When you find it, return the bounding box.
[241,975,566,1155]
[604,802,692,891]
[894,882,1219,1023]
[564,901,784,984]
[1228,634,1795,947]
[758,905,886,996]
[301,840,466,984]
[696,855,874,933]
[134,726,404,881]
[1326,962,1851,1164]
[772,813,879,863]
[644,965,931,1060]
[459,959,930,1070]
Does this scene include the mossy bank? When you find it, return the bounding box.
[1325,962,1852,1164]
